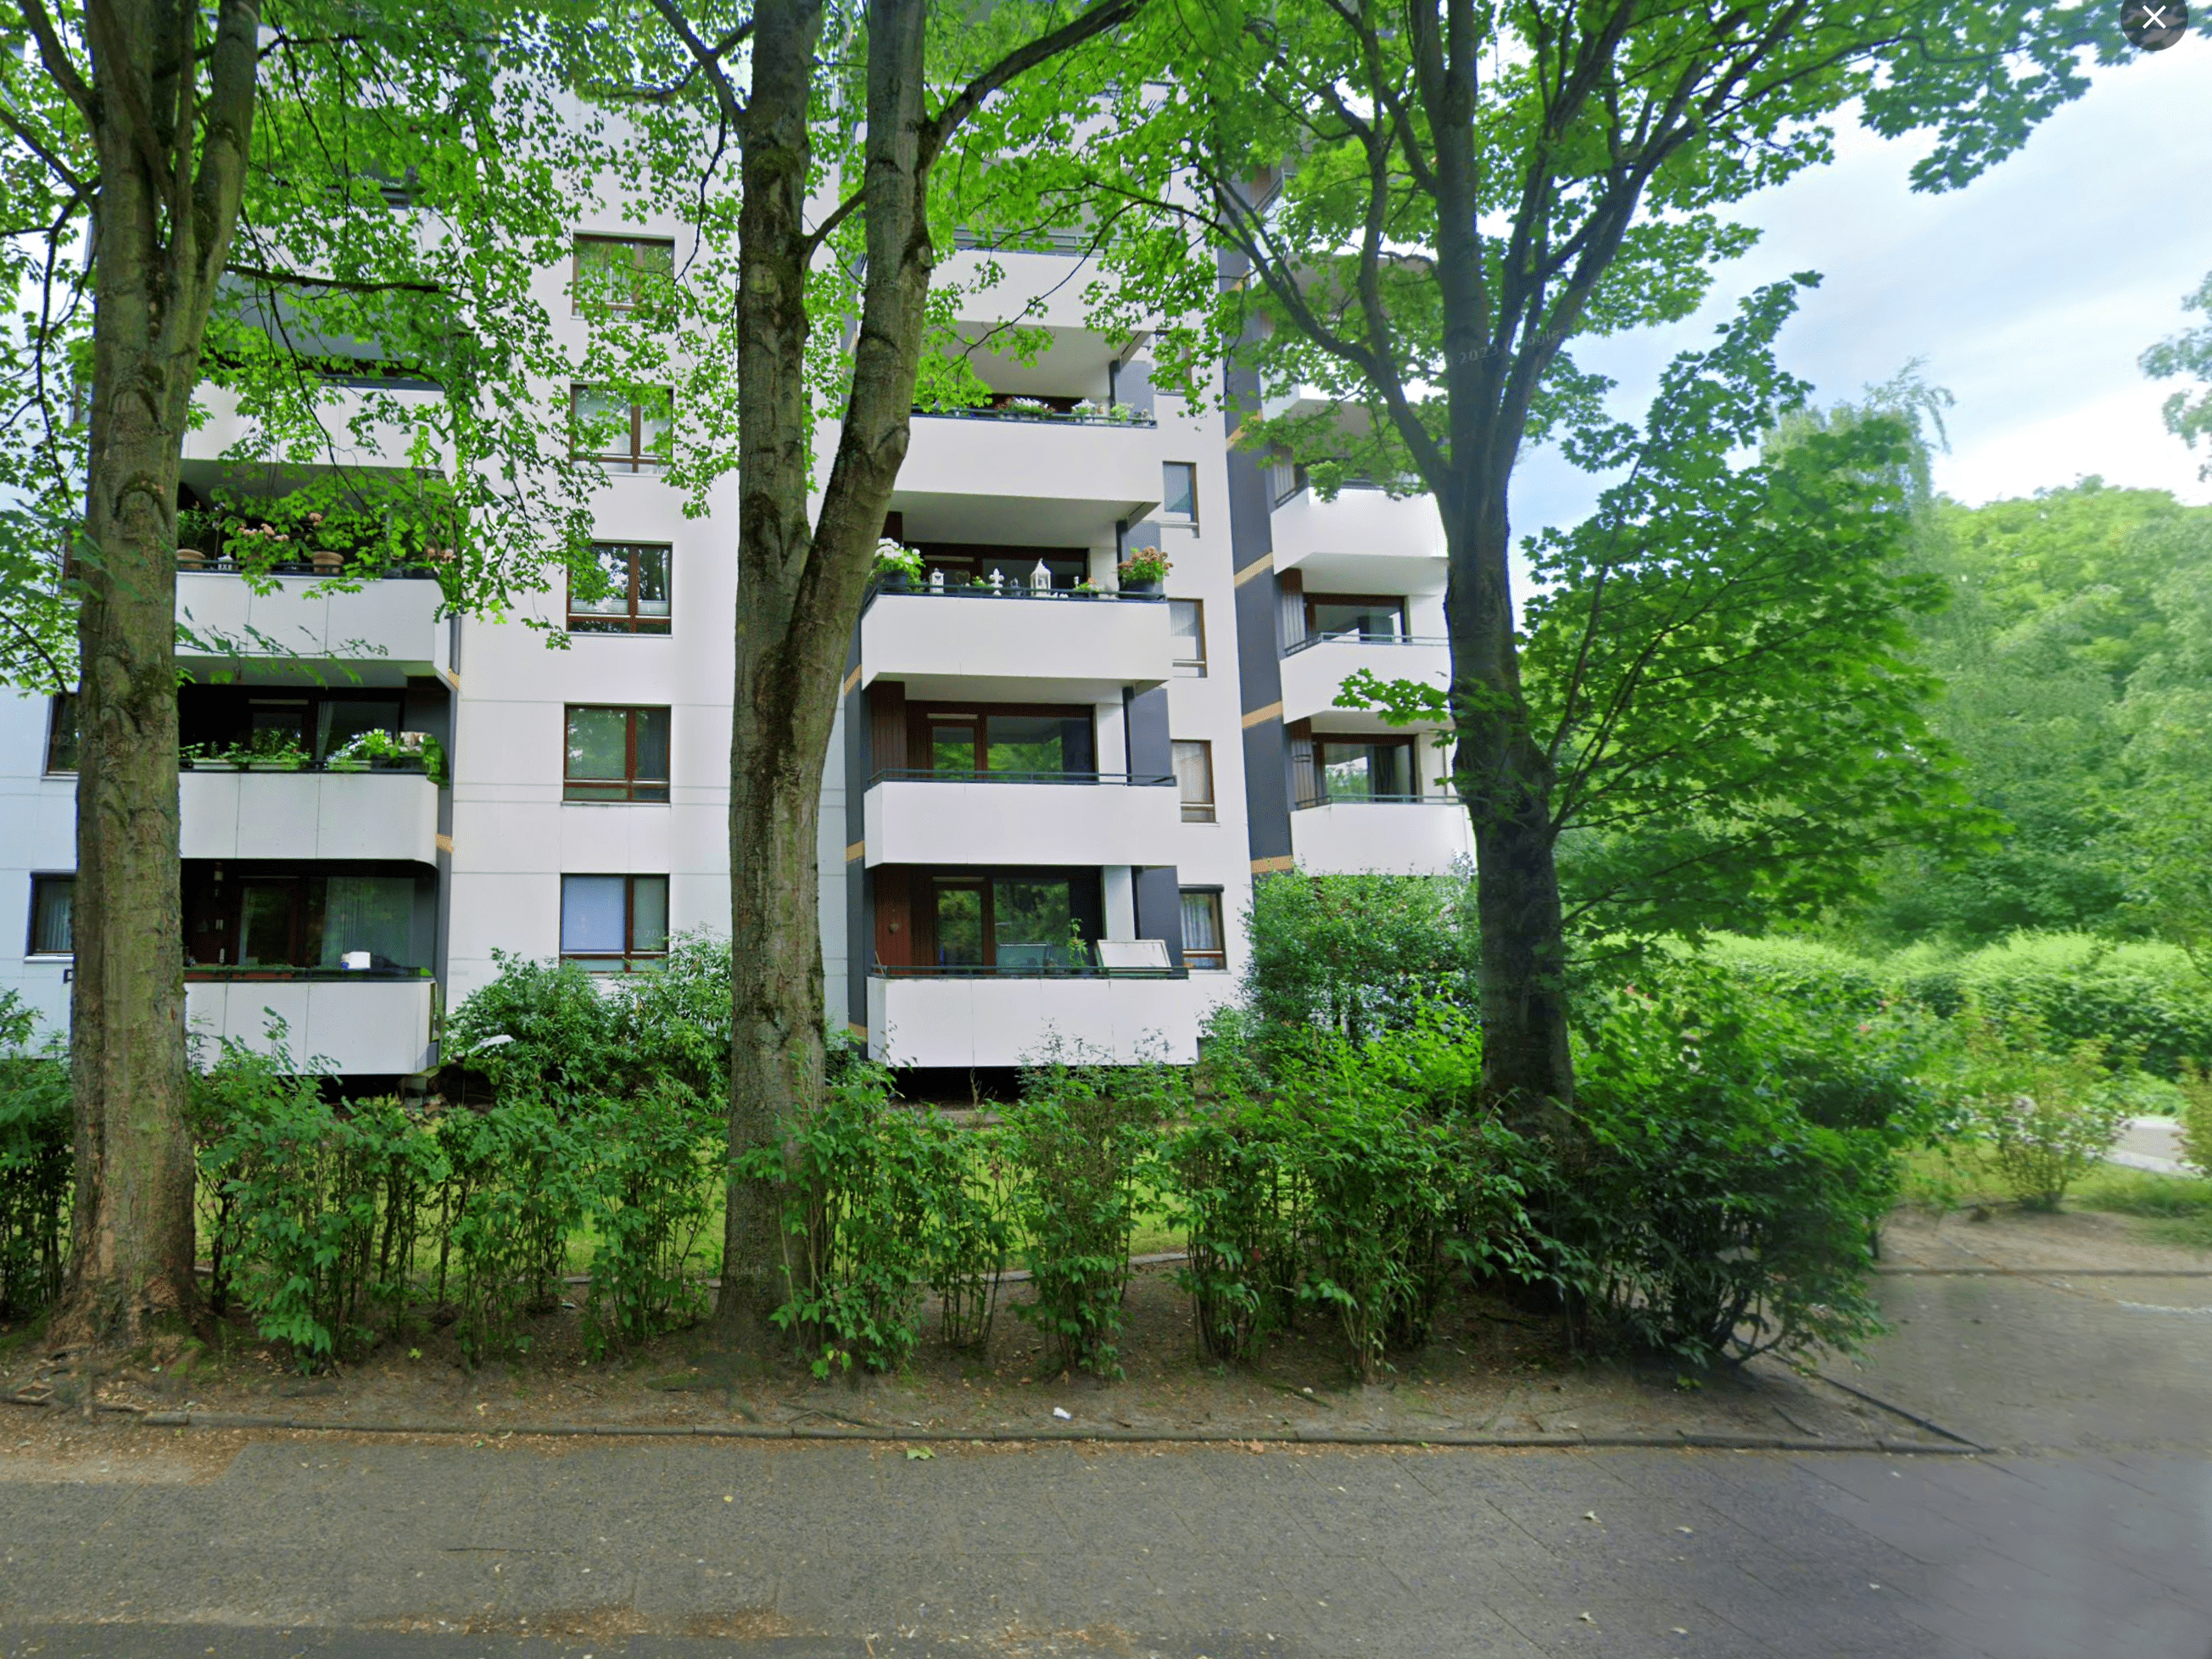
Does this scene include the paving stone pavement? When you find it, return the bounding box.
[3,1261,2209,1657]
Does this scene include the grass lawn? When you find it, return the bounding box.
[1902,1145,2212,1250]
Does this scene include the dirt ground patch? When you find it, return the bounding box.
[1880,1202,2212,1276]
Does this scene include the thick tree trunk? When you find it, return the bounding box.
[54,0,260,1345]
[714,0,938,1349]
[1444,478,1576,1118]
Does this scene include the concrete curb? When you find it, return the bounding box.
[125,1409,1977,1456]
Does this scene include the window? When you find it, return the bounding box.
[1307,594,1407,641]
[44,694,77,774]
[572,235,675,312]
[176,689,405,766]
[911,706,1094,779]
[1315,738,1417,802]
[1161,461,1198,525]
[1180,888,1226,971]
[1169,599,1206,677]
[27,874,72,956]
[561,874,669,972]
[568,541,673,634]
[570,384,673,473]
[922,872,1100,972]
[182,869,426,970]
[1172,740,1215,824]
[565,707,671,802]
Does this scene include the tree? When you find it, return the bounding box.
[1343,284,1990,953]
[1097,0,2145,1114]
[554,0,1150,1349]
[0,1,600,1343]
[2142,268,2212,478]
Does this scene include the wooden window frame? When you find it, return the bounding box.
[1179,886,1226,972]
[1172,739,1215,824]
[571,234,676,314]
[559,874,670,974]
[569,384,672,473]
[567,541,673,635]
[563,706,672,802]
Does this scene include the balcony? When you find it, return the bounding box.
[176,568,449,683]
[180,767,439,864]
[863,771,1179,869]
[867,969,1202,1068]
[1278,633,1451,731]
[186,973,436,1075]
[1291,797,1473,877]
[1269,486,1447,595]
[890,410,1162,544]
[860,586,1173,701]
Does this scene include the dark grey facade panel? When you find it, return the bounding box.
[1134,864,1185,971]
[845,679,869,1031]
[1123,684,1172,779]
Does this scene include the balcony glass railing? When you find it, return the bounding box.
[1282,630,1449,656]
[1293,790,1459,810]
[912,402,1156,428]
[869,768,1173,788]
[871,962,1184,980]
[183,964,432,981]
[865,577,1163,605]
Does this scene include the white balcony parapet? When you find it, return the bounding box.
[867,969,1201,1068]
[1269,485,1447,595]
[176,569,449,681]
[1291,798,1472,878]
[890,412,1162,544]
[181,768,439,865]
[1277,633,1450,731]
[863,773,1180,869]
[861,589,1174,701]
[187,975,436,1075]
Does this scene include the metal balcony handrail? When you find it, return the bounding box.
[1282,630,1449,656]
[176,556,444,580]
[1293,791,1460,810]
[911,403,1157,429]
[184,964,433,981]
[863,579,1164,606]
[869,768,1175,788]
[180,756,433,775]
[871,963,1186,980]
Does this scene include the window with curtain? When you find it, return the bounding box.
[565,707,672,802]
[568,542,673,634]
[572,235,675,312]
[316,876,416,969]
[1169,599,1205,677]
[27,874,71,955]
[569,384,673,473]
[560,874,670,972]
[1172,740,1215,823]
[1180,888,1226,970]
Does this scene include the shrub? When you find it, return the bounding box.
[0,992,69,1320]
[1166,1039,1300,1365]
[577,1081,723,1358]
[1697,934,1892,1020]
[432,1099,590,1365]
[740,1053,990,1377]
[2179,1064,2212,1179]
[1243,871,1477,1041]
[1545,967,1903,1364]
[1953,1017,2131,1210]
[1893,934,2212,1077]
[1003,1042,1177,1377]
[444,952,631,1106]
[194,1028,433,1364]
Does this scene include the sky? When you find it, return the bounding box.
[1508,40,2212,540]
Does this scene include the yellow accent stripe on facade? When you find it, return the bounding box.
[845,841,866,864]
[1250,854,1295,875]
[841,664,863,695]
[434,834,454,853]
[1241,701,1282,729]
[1232,555,1275,588]
[847,1022,868,1041]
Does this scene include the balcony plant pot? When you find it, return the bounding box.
[878,570,911,594]
[1120,578,1161,597]
[310,549,344,575]
[176,547,209,569]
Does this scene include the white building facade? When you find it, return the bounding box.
[0,230,1462,1085]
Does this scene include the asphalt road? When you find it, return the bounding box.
[3,1264,2208,1657]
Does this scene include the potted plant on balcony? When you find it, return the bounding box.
[875,538,924,592]
[243,730,311,772]
[328,728,449,785]
[1115,550,1171,596]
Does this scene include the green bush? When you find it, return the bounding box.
[0,992,69,1320]
[444,952,632,1105]
[1243,871,1477,1041]
[739,1051,998,1377]
[1696,934,1892,1020]
[1952,1017,2131,1210]
[1003,1042,1177,1377]
[1544,967,1904,1364]
[1893,934,2212,1077]
[2180,1064,2212,1179]
[575,1081,722,1359]
[432,1099,589,1365]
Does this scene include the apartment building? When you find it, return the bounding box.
[0,232,1464,1087]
